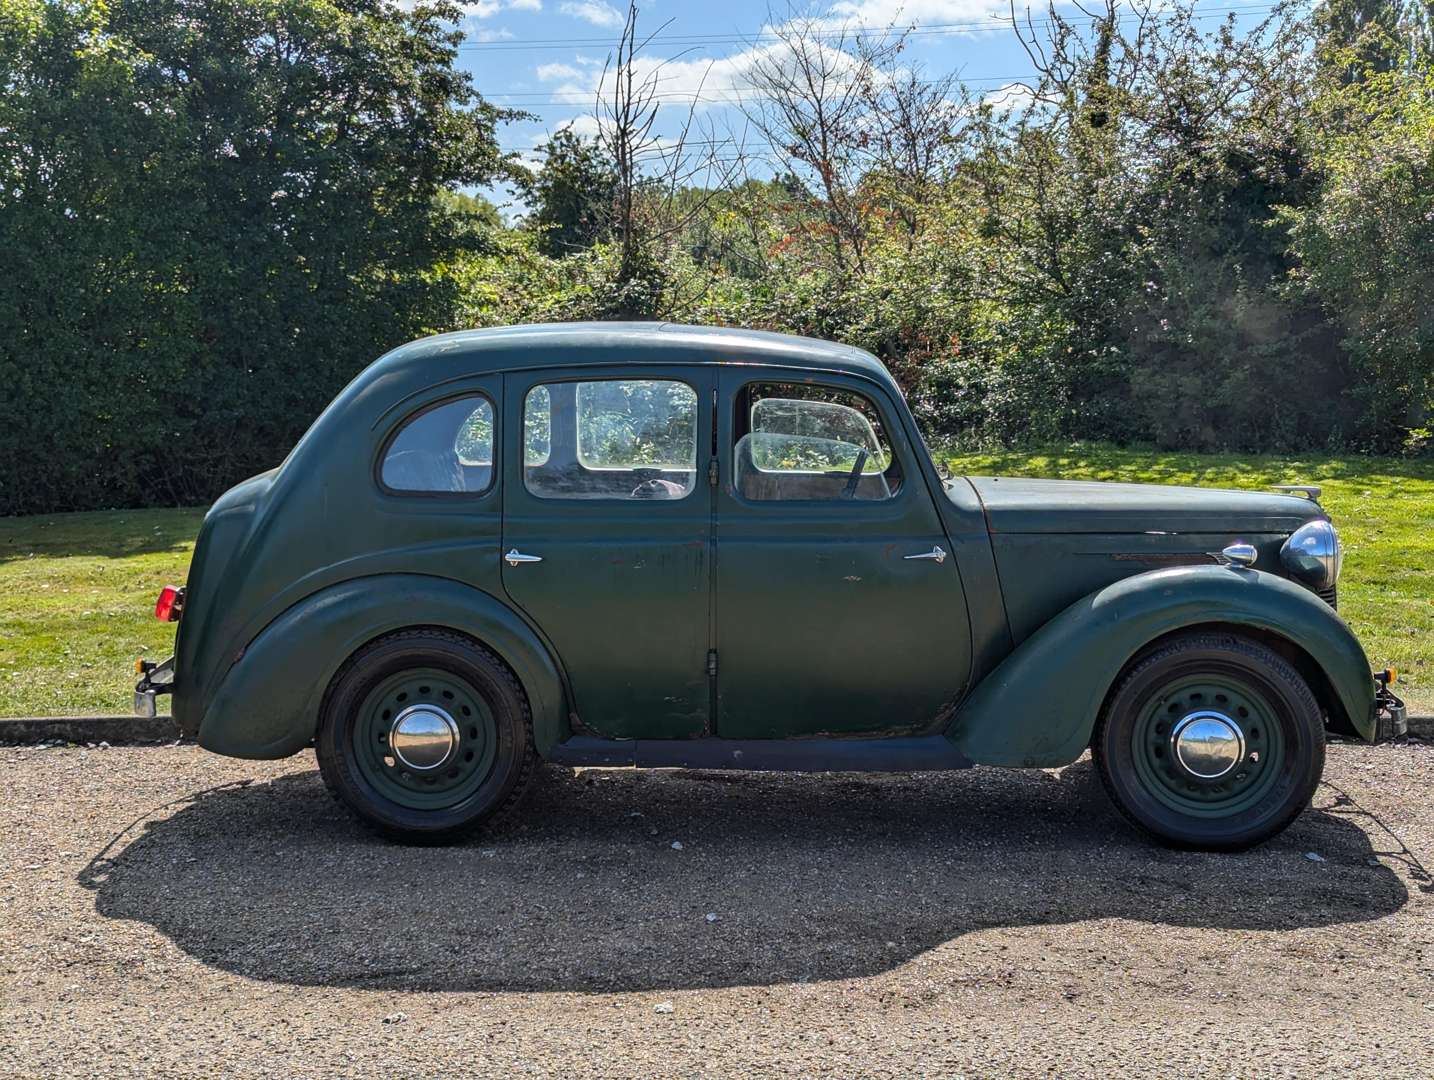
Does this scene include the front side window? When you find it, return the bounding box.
[380,394,494,494]
[734,383,901,501]
[524,379,698,500]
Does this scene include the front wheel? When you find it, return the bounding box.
[316,629,536,843]
[1093,632,1326,851]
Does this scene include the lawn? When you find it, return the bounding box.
[0,446,1429,717]
[0,507,204,716]
[940,446,1434,713]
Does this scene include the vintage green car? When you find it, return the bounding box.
[136,323,1406,848]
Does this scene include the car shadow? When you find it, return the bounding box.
[79,762,1409,993]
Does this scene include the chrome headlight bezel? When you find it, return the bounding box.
[1280,519,1341,590]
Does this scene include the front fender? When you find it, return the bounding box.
[198,574,568,760]
[947,566,1375,768]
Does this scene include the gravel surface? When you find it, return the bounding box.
[2,742,1432,1077]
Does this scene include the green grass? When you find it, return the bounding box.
[942,446,1434,713]
[0,507,204,716]
[0,446,1429,716]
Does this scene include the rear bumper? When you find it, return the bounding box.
[134,655,175,719]
[1373,678,1407,742]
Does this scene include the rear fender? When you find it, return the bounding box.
[198,574,567,759]
[946,566,1375,767]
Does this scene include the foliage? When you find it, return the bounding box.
[6,0,1434,519]
[1280,67,1434,442]
[513,127,618,256]
[4,448,1430,716]
[0,0,517,515]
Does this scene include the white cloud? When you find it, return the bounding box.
[981,81,1035,113]
[559,114,604,140]
[559,1,624,28]
[536,61,585,82]
[443,0,540,17]
[824,0,1006,26]
[470,26,516,41]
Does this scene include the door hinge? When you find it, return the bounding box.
[708,458,719,487]
[706,649,718,677]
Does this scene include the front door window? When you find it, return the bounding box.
[733,383,902,502]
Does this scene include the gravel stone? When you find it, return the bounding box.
[2,742,1432,1077]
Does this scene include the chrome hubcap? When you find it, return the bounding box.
[1171,711,1245,779]
[389,704,459,771]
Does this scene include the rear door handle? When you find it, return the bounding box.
[903,546,946,564]
[504,548,543,566]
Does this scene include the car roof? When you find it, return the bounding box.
[373,322,893,384]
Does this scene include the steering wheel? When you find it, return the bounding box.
[840,449,869,499]
[630,478,673,499]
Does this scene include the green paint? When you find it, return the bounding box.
[108,324,1384,767]
[946,565,1377,766]
[1130,675,1283,816]
[354,669,496,810]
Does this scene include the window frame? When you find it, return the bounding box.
[374,390,499,500]
[728,379,906,507]
[519,374,704,503]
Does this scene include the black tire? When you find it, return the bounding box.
[1093,631,1326,851]
[315,629,536,843]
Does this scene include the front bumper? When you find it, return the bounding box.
[1373,673,1407,742]
[134,655,175,718]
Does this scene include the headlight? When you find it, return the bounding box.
[1281,519,1341,589]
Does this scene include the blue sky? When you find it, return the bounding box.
[442,0,1272,210]
[458,1,1053,153]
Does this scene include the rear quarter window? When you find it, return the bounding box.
[380,394,495,495]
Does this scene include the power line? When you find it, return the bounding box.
[456,3,1280,51]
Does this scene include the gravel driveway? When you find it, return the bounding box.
[2,741,1432,1078]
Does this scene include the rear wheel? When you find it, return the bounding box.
[1093,632,1325,850]
[316,630,536,843]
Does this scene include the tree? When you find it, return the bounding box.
[1281,68,1434,442]
[515,127,619,255]
[1315,0,1434,81]
[0,0,519,513]
[741,7,906,275]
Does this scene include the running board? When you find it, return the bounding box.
[547,735,973,772]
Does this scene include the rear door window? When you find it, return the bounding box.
[523,379,698,500]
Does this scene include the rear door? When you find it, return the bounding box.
[500,365,716,739]
[714,371,973,738]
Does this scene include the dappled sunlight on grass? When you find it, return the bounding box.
[0,508,204,716]
[946,445,1434,713]
[1,447,1430,717]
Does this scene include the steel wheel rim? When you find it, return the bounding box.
[353,667,498,810]
[1130,673,1285,817]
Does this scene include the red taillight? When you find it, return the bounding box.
[154,585,183,622]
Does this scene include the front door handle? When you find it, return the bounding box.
[903,546,947,564]
[504,548,543,566]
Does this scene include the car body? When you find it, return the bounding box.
[138,323,1406,847]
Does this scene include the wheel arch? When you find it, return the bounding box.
[1093,621,1358,742]
[945,565,1376,768]
[196,574,570,760]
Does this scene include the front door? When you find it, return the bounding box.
[500,366,715,739]
[714,371,973,738]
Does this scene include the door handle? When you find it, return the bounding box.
[504,548,543,566]
[903,546,946,564]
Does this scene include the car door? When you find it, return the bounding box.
[714,370,973,738]
[500,365,716,740]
